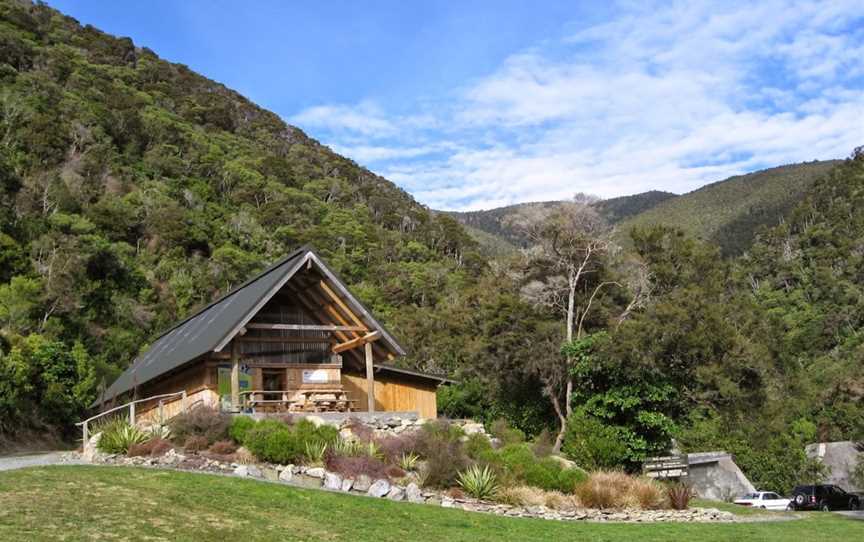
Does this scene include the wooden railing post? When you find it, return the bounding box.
[82,420,89,445]
[158,400,164,425]
[129,401,136,425]
[181,390,188,413]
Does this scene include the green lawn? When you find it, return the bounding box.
[0,466,861,541]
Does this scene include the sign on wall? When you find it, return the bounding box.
[217,364,252,397]
[302,369,329,384]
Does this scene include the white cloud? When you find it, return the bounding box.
[288,0,864,210]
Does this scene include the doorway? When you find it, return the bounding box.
[262,369,285,401]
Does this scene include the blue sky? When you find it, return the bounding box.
[49,1,864,210]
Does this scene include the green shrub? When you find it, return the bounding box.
[497,444,586,493]
[457,464,498,500]
[245,420,300,464]
[96,418,149,454]
[465,432,494,460]
[304,440,328,465]
[243,418,341,465]
[489,419,525,446]
[561,410,629,471]
[228,415,256,445]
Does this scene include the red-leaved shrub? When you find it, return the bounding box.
[377,432,420,462]
[184,435,209,452]
[208,440,237,455]
[325,454,390,479]
[128,437,173,457]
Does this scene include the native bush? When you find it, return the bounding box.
[666,483,693,510]
[243,418,340,464]
[457,464,498,499]
[128,437,173,457]
[377,432,420,462]
[208,440,237,455]
[324,454,389,479]
[244,420,299,464]
[184,435,209,452]
[574,471,666,510]
[415,421,469,488]
[96,419,149,454]
[489,419,525,446]
[561,410,630,471]
[464,432,494,459]
[228,415,256,445]
[168,406,231,445]
[496,443,586,493]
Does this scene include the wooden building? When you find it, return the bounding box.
[98,246,451,420]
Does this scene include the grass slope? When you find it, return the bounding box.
[0,466,862,541]
[615,161,840,255]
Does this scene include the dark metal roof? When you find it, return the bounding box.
[98,246,407,404]
[373,363,457,385]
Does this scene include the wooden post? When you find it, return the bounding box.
[82,420,89,446]
[129,401,136,425]
[231,341,240,411]
[365,342,375,413]
[181,390,188,412]
[158,400,164,425]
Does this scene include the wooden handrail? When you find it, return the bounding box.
[75,391,187,444]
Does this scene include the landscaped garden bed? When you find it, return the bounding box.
[81,407,747,524]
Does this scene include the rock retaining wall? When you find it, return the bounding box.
[87,449,736,523]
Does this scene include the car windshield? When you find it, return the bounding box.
[741,493,759,499]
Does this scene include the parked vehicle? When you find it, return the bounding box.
[733,491,791,510]
[789,485,862,511]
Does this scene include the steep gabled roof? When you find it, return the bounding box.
[99,246,406,403]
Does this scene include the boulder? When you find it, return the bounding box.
[324,472,343,491]
[340,478,354,492]
[353,474,372,492]
[441,496,455,508]
[405,483,424,503]
[82,432,103,462]
[246,465,263,478]
[462,423,486,435]
[233,465,249,477]
[305,467,326,479]
[367,479,391,498]
[386,486,405,501]
[263,468,279,481]
[278,468,293,483]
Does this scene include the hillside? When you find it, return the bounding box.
[0,0,482,441]
[447,191,676,250]
[448,162,839,256]
[615,161,840,255]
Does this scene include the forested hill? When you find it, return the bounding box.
[448,161,838,256]
[616,160,840,256]
[0,0,483,441]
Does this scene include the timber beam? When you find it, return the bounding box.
[332,331,381,354]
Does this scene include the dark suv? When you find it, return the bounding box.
[790,485,861,511]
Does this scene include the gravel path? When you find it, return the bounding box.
[0,452,84,471]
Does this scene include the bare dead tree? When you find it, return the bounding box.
[507,201,616,451]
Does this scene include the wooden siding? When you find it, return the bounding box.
[342,372,438,418]
[136,388,219,425]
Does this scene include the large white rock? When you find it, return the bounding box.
[353,475,372,492]
[386,486,405,501]
[405,483,424,503]
[82,432,102,462]
[305,467,326,479]
[340,478,354,492]
[233,465,249,477]
[278,468,293,483]
[461,423,486,435]
[324,471,343,490]
[367,479,391,498]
